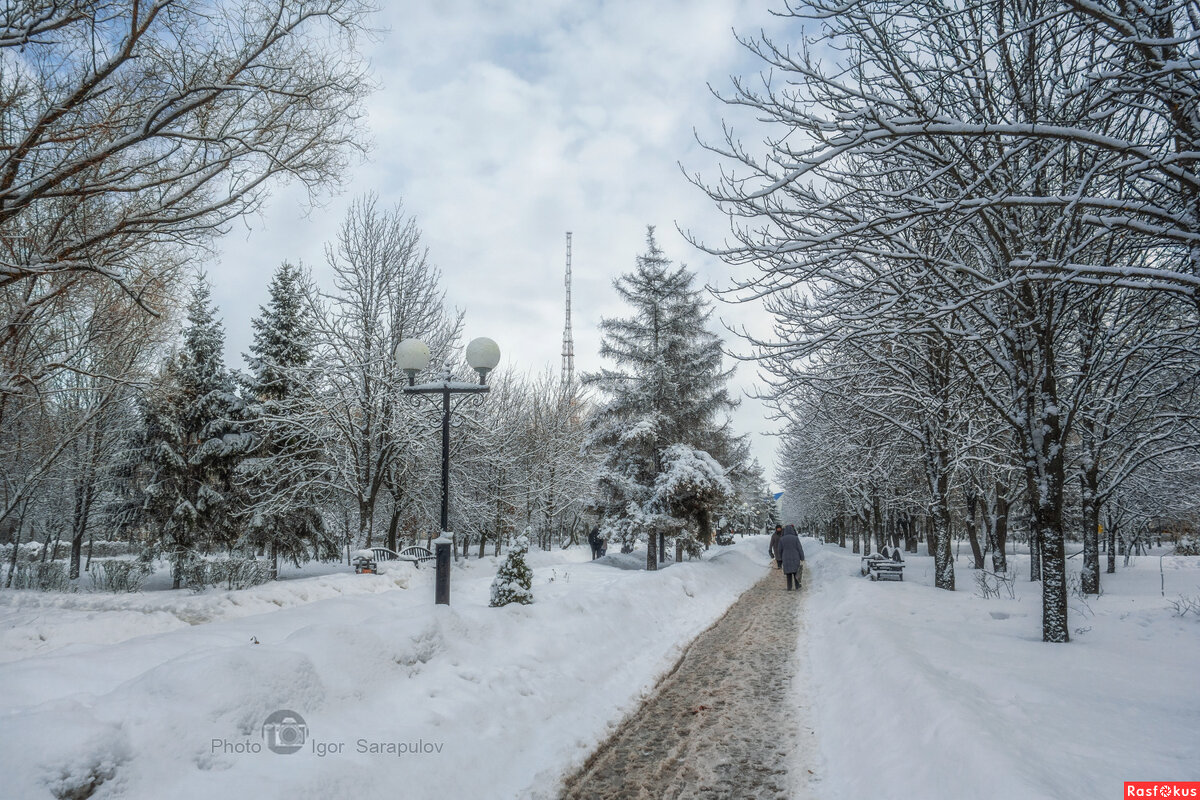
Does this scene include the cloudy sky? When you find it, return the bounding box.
[211,0,793,482]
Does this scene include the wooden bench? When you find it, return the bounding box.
[860,550,905,582]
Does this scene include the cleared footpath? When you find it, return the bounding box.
[560,568,811,800]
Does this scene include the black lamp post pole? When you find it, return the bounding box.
[436,385,451,605]
[404,373,489,606]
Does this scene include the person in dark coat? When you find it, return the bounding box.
[769,524,784,568]
[588,526,604,560]
[779,525,805,590]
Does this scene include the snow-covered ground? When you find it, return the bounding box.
[0,538,771,800]
[3,536,1195,799]
[802,540,1200,799]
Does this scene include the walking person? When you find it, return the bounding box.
[588,526,604,560]
[779,524,805,591]
[769,524,784,568]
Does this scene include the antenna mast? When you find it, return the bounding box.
[561,232,574,385]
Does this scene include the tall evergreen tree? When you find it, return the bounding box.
[237,262,332,576]
[586,228,738,569]
[141,276,243,588]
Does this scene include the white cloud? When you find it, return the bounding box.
[211,0,789,482]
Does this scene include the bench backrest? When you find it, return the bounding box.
[398,546,436,563]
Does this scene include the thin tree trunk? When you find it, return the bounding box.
[1106,519,1116,573]
[5,519,21,588]
[385,508,401,552]
[965,491,984,569]
[1080,468,1101,595]
[933,475,955,590]
[991,484,1009,574]
[1030,523,1042,582]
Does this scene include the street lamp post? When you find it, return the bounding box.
[395,337,501,605]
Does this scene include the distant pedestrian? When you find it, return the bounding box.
[779,525,805,591]
[769,524,784,568]
[588,526,604,560]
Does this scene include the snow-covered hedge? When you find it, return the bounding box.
[0,540,138,563]
[88,560,151,593]
[182,558,274,592]
[5,562,73,592]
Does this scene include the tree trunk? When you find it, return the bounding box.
[270,540,279,580]
[658,531,665,564]
[965,491,984,569]
[1029,519,1042,582]
[386,508,401,552]
[991,484,1009,573]
[1080,468,1101,595]
[646,527,658,571]
[1106,518,1116,573]
[5,519,20,588]
[1034,500,1069,642]
[359,500,372,549]
[932,475,954,590]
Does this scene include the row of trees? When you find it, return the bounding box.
[4,203,768,588]
[114,197,604,586]
[696,0,1200,642]
[1,0,374,582]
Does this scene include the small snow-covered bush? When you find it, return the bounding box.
[490,534,533,607]
[88,559,151,593]
[1174,533,1200,556]
[1168,594,1200,618]
[181,558,211,592]
[7,561,73,592]
[208,559,273,590]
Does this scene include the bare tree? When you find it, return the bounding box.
[0,0,373,411]
[310,195,460,550]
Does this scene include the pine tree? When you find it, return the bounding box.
[490,532,533,606]
[237,262,332,576]
[141,276,244,588]
[586,228,739,569]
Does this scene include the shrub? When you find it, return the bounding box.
[490,534,533,607]
[7,561,73,592]
[208,559,273,590]
[88,560,151,593]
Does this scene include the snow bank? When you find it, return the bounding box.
[801,540,1200,799]
[0,568,415,662]
[0,538,771,799]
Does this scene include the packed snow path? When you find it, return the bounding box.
[561,569,807,799]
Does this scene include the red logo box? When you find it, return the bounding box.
[1125,783,1200,798]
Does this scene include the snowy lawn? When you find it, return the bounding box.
[0,537,771,800]
[802,539,1200,800]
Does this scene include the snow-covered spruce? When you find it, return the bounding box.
[490,534,533,607]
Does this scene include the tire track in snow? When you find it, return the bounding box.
[560,569,809,800]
